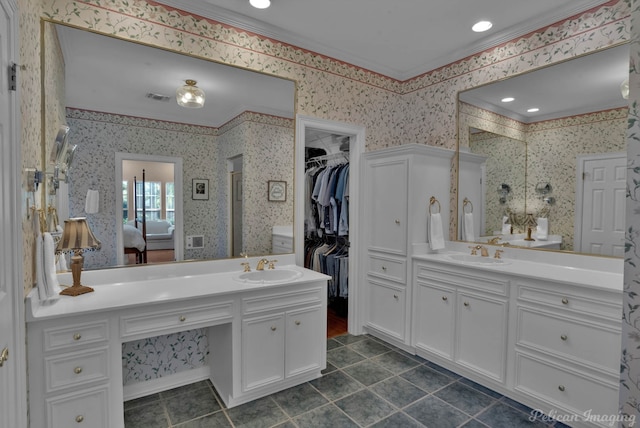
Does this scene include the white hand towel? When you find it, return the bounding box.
[85,189,99,214]
[536,217,549,240]
[501,216,511,235]
[43,233,62,298]
[463,212,475,241]
[35,234,48,301]
[55,225,68,271]
[428,213,446,250]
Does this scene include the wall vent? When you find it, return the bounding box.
[186,235,204,249]
[145,92,171,102]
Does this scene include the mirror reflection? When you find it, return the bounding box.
[43,22,296,269]
[458,44,629,256]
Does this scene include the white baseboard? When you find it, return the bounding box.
[123,366,211,401]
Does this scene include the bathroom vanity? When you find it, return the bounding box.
[25,256,328,428]
[408,245,622,428]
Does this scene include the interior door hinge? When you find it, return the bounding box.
[582,172,586,181]
[9,63,17,91]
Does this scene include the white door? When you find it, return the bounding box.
[0,0,25,425]
[231,171,243,257]
[577,154,626,256]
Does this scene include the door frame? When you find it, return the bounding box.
[295,115,365,335]
[574,151,626,252]
[1,0,28,424]
[115,152,184,265]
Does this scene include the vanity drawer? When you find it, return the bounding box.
[44,320,109,352]
[517,308,620,373]
[367,253,406,283]
[514,352,618,418]
[121,301,233,340]
[517,283,621,321]
[243,287,323,315]
[415,263,508,296]
[46,347,109,393]
[48,386,109,428]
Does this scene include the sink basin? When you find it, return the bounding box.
[234,269,303,284]
[445,254,509,265]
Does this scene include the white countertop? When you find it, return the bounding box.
[27,255,329,321]
[413,243,623,293]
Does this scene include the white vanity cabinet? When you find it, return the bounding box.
[513,278,622,422]
[362,144,453,347]
[413,261,509,383]
[241,286,325,393]
[27,315,114,428]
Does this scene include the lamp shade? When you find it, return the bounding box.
[56,217,101,253]
[176,79,205,108]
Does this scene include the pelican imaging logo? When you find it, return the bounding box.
[529,409,636,426]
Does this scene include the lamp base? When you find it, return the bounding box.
[59,284,94,296]
[524,227,536,241]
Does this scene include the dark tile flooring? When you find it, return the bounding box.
[124,334,570,428]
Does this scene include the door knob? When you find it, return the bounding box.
[0,348,8,368]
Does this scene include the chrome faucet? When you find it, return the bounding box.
[256,258,270,271]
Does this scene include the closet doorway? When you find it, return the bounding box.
[295,115,365,338]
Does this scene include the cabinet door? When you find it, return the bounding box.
[366,158,409,255]
[367,279,406,340]
[413,281,455,359]
[456,292,508,383]
[285,305,324,378]
[242,313,285,391]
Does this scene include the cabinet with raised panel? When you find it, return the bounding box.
[362,144,454,347]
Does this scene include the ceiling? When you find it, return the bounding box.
[57,0,626,128]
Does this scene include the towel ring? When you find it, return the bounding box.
[429,196,441,215]
[463,198,473,214]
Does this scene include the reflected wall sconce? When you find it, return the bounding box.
[535,182,555,205]
[55,217,101,296]
[176,79,205,108]
[621,77,629,100]
[250,0,271,9]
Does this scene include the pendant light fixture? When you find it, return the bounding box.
[176,79,205,108]
[249,0,270,9]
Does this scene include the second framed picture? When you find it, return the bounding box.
[268,180,287,202]
[192,179,209,200]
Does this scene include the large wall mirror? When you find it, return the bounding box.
[457,43,629,257]
[42,21,296,269]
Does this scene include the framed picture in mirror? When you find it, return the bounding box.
[268,180,287,202]
[192,179,209,200]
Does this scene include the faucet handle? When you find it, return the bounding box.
[241,262,251,272]
[494,249,504,259]
[468,246,478,256]
[268,259,278,270]
[240,252,249,259]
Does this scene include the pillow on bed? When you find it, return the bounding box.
[123,224,146,251]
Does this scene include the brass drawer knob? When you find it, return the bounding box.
[381,266,387,271]
[442,296,448,301]
[561,298,569,305]
[73,333,82,341]
[74,367,83,374]
[179,316,186,322]
[271,326,277,331]
[558,385,566,392]
[0,347,8,368]
[393,294,399,300]
[295,320,301,326]
[463,302,470,307]
[560,334,568,341]
[75,415,84,423]
[395,219,400,224]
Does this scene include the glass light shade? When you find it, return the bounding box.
[176,79,205,108]
[621,78,629,100]
[249,0,270,8]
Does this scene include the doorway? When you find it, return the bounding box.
[295,115,365,337]
[115,153,184,265]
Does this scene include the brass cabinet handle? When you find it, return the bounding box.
[561,298,569,305]
[395,219,400,224]
[74,367,83,374]
[295,320,301,326]
[75,415,84,423]
[558,385,566,392]
[0,348,8,368]
[442,296,448,301]
[393,294,399,300]
[179,316,186,322]
[73,333,82,341]
[271,326,277,331]
[381,266,387,271]
[560,334,568,341]
[463,302,470,307]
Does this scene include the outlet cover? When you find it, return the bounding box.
[186,235,204,249]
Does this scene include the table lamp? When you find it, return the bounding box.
[55,217,101,296]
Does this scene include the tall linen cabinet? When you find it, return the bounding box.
[360,144,454,348]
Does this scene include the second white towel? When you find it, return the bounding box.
[428,213,446,250]
[536,217,549,240]
[462,212,475,241]
[43,233,62,298]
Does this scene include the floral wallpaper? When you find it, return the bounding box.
[18,0,639,414]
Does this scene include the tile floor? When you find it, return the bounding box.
[124,334,570,428]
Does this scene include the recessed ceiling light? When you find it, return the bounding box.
[527,108,540,113]
[472,21,493,32]
[501,97,515,103]
[250,0,270,9]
